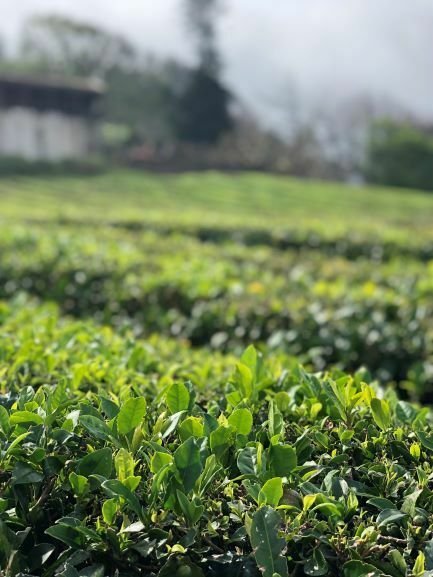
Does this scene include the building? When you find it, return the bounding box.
[0,73,104,161]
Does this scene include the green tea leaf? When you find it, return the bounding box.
[305,549,329,576]
[237,446,258,476]
[77,447,113,478]
[425,539,433,571]
[101,479,143,520]
[69,472,90,497]
[343,560,382,577]
[178,416,204,441]
[367,497,395,510]
[258,477,283,508]
[395,401,417,424]
[370,398,391,431]
[166,382,190,414]
[401,488,422,516]
[210,425,234,461]
[12,462,43,485]
[269,445,297,476]
[176,490,204,526]
[10,410,44,426]
[413,552,425,577]
[45,523,85,549]
[115,448,135,481]
[417,431,433,451]
[228,408,253,435]
[117,397,146,435]
[150,451,173,474]
[234,363,253,399]
[377,509,407,527]
[102,499,117,525]
[241,345,258,375]
[174,437,203,494]
[80,415,114,441]
[0,405,10,434]
[250,506,288,577]
[388,550,407,574]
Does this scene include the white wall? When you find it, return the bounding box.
[0,107,96,161]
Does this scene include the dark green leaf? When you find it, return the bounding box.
[305,549,329,576]
[77,448,113,478]
[250,506,288,577]
[174,437,203,494]
[12,462,43,485]
[269,445,297,476]
[80,415,114,441]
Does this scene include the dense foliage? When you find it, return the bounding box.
[366,121,433,192]
[1,170,433,576]
[1,301,433,577]
[0,178,432,399]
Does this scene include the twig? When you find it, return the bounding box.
[203,534,224,554]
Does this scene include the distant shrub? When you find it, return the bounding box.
[365,120,433,191]
[0,156,106,177]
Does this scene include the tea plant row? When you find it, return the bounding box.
[1,225,432,400]
[1,300,433,576]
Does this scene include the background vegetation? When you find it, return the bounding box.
[1,2,433,188]
[1,171,433,575]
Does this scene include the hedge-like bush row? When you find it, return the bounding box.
[1,300,433,577]
[0,226,432,400]
[2,171,433,257]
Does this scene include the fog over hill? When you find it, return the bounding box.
[2,0,432,130]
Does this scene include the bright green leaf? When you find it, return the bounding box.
[117,397,146,435]
[228,408,253,435]
[115,449,135,481]
[166,383,190,414]
[258,477,283,508]
[370,398,391,431]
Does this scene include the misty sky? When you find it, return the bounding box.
[2,0,433,130]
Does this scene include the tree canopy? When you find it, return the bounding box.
[20,14,136,78]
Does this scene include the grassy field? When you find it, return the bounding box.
[1,170,433,576]
[2,170,433,239]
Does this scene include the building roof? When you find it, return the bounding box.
[0,72,105,95]
[0,72,104,116]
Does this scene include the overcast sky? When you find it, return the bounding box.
[2,0,433,129]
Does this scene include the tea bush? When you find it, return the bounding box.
[0,225,432,400]
[1,300,433,577]
[1,170,433,576]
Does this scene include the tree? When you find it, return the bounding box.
[174,0,232,144]
[103,58,182,145]
[174,67,232,144]
[20,14,136,78]
[17,14,180,146]
[365,120,433,191]
[184,0,222,75]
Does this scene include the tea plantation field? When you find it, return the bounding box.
[1,170,433,577]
